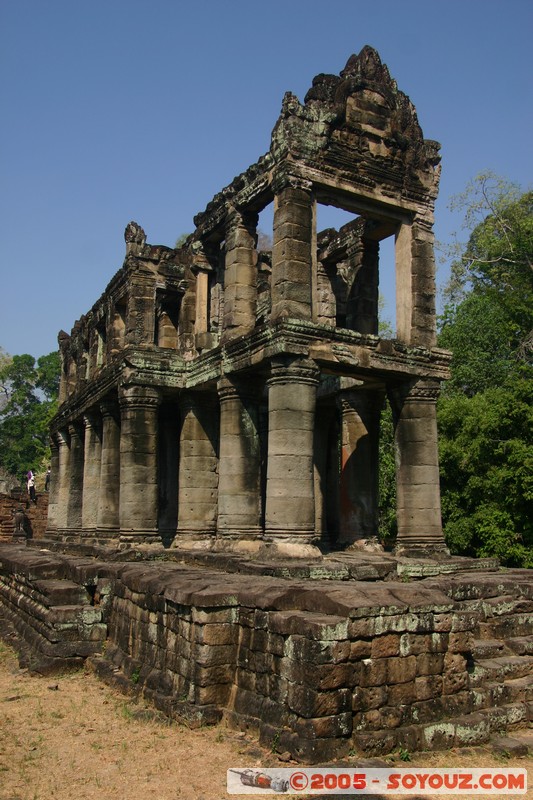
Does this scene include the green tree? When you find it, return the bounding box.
[438,375,533,567]
[36,351,61,397]
[438,292,516,396]
[443,172,533,363]
[174,233,191,248]
[0,351,60,482]
[437,175,533,566]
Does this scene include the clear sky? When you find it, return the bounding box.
[1,0,532,359]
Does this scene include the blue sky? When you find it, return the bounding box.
[1,0,532,359]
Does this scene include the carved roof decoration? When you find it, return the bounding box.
[272,46,441,195]
[194,47,441,238]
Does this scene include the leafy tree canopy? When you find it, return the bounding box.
[438,292,517,396]
[439,375,533,567]
[0,351,60,482]
[174,233,191,248]
[442,172,533,364]
[437,174,533,566]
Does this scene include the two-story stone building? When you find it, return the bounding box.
[47,46,450,557]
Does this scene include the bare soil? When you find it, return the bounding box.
[0,638,531,800]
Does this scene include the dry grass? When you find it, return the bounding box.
[0,638,531,800]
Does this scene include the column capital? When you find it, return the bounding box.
[217,375,262,404]
[388,378,441,408]
[224,206,259,235]
[217,379,240,404]
[68,421,84,440]
[57,428,70,447]
[338,388,385,416]
[178,390,217,414]
[271,168,313,196]
[119,385,161,410]
[190,238,218,273]
[100,397,120,420]
[267,357,320,388]
[83,408,101,430]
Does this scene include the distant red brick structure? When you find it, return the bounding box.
[0,492,48,542]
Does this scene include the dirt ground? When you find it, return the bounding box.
[0,637,531,800]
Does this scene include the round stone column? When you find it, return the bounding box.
[81,410,102,534]
[337,389,384,548]
[55,428,70,534]
[119,385,161,544]
[66,422,84,532]
[96,399,120,537]
[264,358,320,544]
[389,379,448,556]
[46,435,60,536]
[175,392,218,544]
[217,377,262,540]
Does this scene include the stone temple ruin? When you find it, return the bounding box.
[1,47,532,762]
[49,45,449,557]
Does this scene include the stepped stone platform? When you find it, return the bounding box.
[1,540,531,763]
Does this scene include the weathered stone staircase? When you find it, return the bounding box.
[365,572,533,756]
[465,589,533,741]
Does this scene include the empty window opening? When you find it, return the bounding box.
[256,203,274,325]
[155,290,181,348]
[377,234,395,338]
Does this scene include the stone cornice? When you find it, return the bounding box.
[51,323,451,430]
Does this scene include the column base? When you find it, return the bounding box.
[261,536,323,560]
[212,536,263,556]
[171,532,215,551]
[337,536,384,554]
[53,527,84,542]
[215,527,263,540]
[394,540,450,559]
[118,529,162,547]
[95,526,120,540]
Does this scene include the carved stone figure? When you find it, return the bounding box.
[13,507,27,539]
[124,221,146,245]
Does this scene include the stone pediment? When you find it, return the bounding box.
[271,46,441,200]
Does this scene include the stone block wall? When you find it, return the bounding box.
[99,563,478,761]
[1,545,531,762]
[0,545,108,672]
